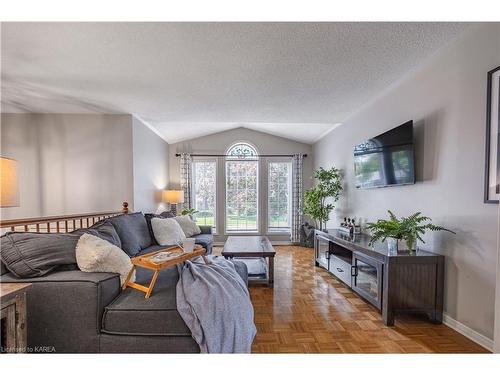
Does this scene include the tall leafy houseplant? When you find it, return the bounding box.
[303,167,343,231]
[367,210,455,251]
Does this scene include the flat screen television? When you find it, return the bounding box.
[354,120,415,189]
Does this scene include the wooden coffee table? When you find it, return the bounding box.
[222,236,276,287]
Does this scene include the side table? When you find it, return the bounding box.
[1,283,31,353]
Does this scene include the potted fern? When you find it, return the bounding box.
[366,210,455,252]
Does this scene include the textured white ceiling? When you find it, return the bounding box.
[1,22,470,144]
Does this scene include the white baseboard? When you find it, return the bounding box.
[443,313,493,351]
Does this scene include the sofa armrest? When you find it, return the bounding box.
[1,270,121,353]
[198,225,213,235]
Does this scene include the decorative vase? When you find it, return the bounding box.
[404,238,417,252]
[386,237,398,255]
[396,238,416,252]
[397,239,408,251]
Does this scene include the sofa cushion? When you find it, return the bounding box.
[101,258,248,336]
[102,266,191,336]
[159,211,175,218]
[107,213,152,256]
[144,213,168,246]
[72,220,122,248]
[192,234,213,250]
[0,232,79,278]
[1,252,8,275]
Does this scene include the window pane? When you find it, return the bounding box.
[192,160,217,232]
[225,160,258,232]
[268,161,292,231]
[226,143,258,160]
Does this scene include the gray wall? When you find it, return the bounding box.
[132,116,169,213]
[0,113,134,218]
[313,24,500,340]
[496,208,500,352]
[0,113,170,219]
[169,127,313,242]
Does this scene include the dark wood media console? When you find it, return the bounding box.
[314,229,444,326]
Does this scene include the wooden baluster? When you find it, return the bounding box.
[65,221,69,233]
[73,220,76,231]
[11,226,15,232]
[47,223,50,233]
[36,224,40,232]
[24,225,28,232]
[56,221,60,233]
[86,218,90,227]
[122,202,129,214]
[79,218,83,228]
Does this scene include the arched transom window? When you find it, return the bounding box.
[226,142,258,159]
[225,142,259,232]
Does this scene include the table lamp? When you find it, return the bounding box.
[1,157,19,207]
[162,190,184,216]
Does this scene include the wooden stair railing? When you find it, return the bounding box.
[0,202,129,233]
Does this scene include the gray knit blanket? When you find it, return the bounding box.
[176,256,256,353]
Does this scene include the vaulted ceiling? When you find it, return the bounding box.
[1,22,470,144]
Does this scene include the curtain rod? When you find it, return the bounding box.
[175,153,307,158]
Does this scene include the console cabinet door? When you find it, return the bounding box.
[351,253,383,310]
[315,235,330,270]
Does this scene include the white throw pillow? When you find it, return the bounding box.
[173,215,202,237]
[75,233,135,286]
[151,217,186,246]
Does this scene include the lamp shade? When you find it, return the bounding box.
[0,157,20,207]
[162,190,185,204]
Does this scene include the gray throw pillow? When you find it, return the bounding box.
[144,213,163,246]
[72,220,122,248]
[0,232,80,278]
[107,213,152,256]
[1,256,8,275]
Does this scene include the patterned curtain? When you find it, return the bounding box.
[291,153,304,244]
[179,153,192,210]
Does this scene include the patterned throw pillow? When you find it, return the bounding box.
[173,215,202,237]
[151,217,186,246]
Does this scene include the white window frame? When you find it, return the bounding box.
[191,158,218,234]
[224,142,260,234]
[267,159,292,233]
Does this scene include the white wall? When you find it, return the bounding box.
[132,116,169,213]
[0,113,134,218]
[169,127,313,242]
[313,24,500,343]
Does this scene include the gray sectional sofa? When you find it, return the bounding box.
[0,212,248,353]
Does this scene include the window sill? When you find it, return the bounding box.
[267,230,291,234]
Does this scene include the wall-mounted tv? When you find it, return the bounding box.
[354,120,415,189]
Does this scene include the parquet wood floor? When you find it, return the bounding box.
[214,245,489,354]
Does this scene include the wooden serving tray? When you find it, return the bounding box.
[123,244,207,298]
